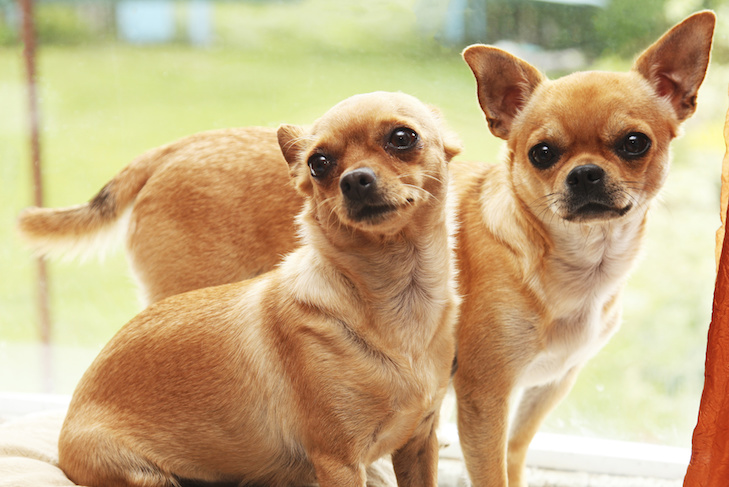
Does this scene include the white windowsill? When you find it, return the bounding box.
[0,391,71,418]
[438,422,689,480]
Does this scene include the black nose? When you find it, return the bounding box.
[566,164,605,192]
[340,168,376,202]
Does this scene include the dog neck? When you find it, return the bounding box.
[523,191,648,318]
[480,167,648,315]
[282,199,456,355]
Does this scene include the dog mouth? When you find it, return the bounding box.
[565,202,633,221]
[349,204,398,222]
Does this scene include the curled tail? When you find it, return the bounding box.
[17,144,172,260]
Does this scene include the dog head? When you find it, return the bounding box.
[277,91,461,236]
[463,11,714,226]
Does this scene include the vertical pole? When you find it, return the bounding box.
[19,0,52,391]
[443,0,467,45]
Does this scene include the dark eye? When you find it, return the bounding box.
[528,142,560,169]
[387,127,419,151]
[617,132,651,159]
[307,154,332,178]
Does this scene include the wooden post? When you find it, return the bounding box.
[19,0,52,390]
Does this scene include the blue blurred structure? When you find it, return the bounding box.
[116,0,174,44]
[187,0,212,47]
[116,0,211,45]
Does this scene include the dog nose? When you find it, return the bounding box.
[340,168,376,201]
[566,164,605,191]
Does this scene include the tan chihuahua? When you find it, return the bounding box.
[18,126,305,305]
[453,10,714,486]
[19,12,714,487]
[57,92,461,487]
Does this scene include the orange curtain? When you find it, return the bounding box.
[683,92,729,486]
[716,92,729,263]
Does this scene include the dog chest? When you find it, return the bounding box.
[517,302,616,389]
[363,368,445,464]
[515,221,640,388]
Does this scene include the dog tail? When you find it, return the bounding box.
[17,144,171,261]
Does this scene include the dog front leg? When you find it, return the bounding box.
[455,389,510,487]
[507,366,581,487]
[391,413,440,487]
[310,452,367,487]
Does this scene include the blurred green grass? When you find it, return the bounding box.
[1,0,726,448]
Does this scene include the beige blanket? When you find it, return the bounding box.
[0,411,399,487]
[0,411,77,487]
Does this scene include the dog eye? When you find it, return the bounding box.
[617,132,651,159]
[307,154,332,178]
[387,127,419,151]
[528,142,560,169]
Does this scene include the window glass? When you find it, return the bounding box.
[1,0,726,451]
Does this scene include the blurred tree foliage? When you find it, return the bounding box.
[459,0,725,61]
[0,0,726,61]
[0,0,115,45]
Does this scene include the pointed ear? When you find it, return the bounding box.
[277,124,313,195]
[462,45,545,140]
[632,10,715,122]
[277,124,306,167]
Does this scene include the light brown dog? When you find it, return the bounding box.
[18,126,305,305]
[56,91,461,487]
[19,11,715,487]
[454,11,713,486]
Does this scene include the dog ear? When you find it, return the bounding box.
[443,132,462,162]
[462,45,545,140]
[277,124,313,195]
[632,10,715,122]
[277,124,306,167]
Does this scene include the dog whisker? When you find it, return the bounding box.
[400,183,441,206]
[530,193,561,222]
[615,183,651,214]
[282,134,316,156]
[396,171,446,192]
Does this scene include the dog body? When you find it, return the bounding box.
[18,127,304,304]
[20,13,714,487]
[127,128,304,304]
[450,146,647,486]
[57,92,460,487]
[455,12,714,485]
